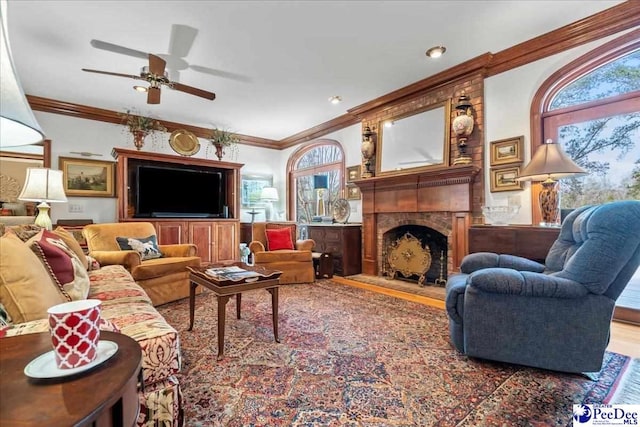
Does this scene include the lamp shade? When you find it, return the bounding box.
[260,187,279,202]
[516,140,586,182]
[0,0,44,147]
[313,175,328,190]
[18,168,67,203]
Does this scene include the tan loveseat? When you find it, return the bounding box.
[249,222,315,284]
[83,222,201,305]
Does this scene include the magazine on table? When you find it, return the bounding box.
[205,266,263,282]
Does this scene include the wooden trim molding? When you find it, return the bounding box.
[279,114,361,149]
[486,2,640,77]
[27,95,278,149]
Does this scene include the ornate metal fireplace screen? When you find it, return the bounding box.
[383,227,447,287]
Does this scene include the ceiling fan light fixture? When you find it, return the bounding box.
[133,85,148,93]
[328,95,342,105]
[426,46,446,59]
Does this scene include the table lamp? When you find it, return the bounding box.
[313,175,328,217]
[18,168,68,230]
[516,139,586,226]
[260,187,279,221]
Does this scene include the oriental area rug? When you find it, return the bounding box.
[157,280,639,427]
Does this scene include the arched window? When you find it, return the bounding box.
[286,140,345,222]
[531,33,640,224]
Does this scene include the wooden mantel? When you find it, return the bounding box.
[353,165,480,276]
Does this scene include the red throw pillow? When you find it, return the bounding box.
[265,227,295,251]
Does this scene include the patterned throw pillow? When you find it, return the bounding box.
[53,226,89,270]
[116,235,163,260]
[26,230,91,301]
[0,302,13,327]
[0,233,67,323]
[265,227,295,251]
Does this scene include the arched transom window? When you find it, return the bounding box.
[287,140,345,223]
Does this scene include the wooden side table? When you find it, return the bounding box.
[0,331,142,427]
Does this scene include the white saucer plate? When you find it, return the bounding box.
[24,340,119,379]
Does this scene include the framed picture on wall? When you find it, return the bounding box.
[346,185,361,200]
[59,157,116,198]
[490,166,523,192]
[241,174,273,208]
[490,136,524,166]
[346,165,361,183]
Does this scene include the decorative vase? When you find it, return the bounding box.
[361,126,376,178]
[452,112,474,165]
[214,143,224,161]
[539,179,560,226]
[132,130,148,151]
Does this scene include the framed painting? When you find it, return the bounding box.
[490,166,523,192]
[346,165,361,183]
[490,136,524,166]
[346,185,361,200]
[241,174,273,208]
[59,157,115,197]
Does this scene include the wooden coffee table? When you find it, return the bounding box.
[0,331,141,427]
[187,263,282,360]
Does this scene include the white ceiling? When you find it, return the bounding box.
[6,1,622,142]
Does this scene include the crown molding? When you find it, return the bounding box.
[26,95,278,149]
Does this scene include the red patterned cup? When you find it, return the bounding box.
[47,299,102,369]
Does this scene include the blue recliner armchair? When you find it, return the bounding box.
[445,200,640,373]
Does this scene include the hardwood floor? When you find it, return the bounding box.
[333,276,640,359]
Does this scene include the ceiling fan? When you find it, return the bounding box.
[82,53,216,104]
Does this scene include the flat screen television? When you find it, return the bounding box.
[135,165,225,218]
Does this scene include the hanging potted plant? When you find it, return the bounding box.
[120,110,167,150]
[208,127,240,160]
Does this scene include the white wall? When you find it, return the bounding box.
[36,112,281,224]
[484,32,624,224]
[38,30,627,226]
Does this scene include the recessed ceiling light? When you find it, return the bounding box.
[133,85,148,93]
[425,46,446,59]
[328,95,342,104]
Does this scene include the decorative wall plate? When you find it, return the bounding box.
[169,129,200,156]
[332,198,351,223]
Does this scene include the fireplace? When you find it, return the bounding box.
[354,165,480,279]
[381,222,448,286]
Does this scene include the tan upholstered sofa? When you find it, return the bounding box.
[83,222,201,305]
[0,225,184,426]
[249,222,315,284]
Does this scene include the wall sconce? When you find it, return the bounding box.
[452,93,474,165]
[313,175,328,218]
[361,125,376,178]
[260,187,279,221]
[18,168,68,230]
[1,1,45,147]
[516,139,586,227]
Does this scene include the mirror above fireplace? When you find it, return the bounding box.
[375,99,451,177]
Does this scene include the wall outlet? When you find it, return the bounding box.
[68,203,84,213]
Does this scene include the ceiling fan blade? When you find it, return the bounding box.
[148,54,167,76]
[168,24,198,58]
[82,68,141,80]
[90,39,148,59]
[147,87,161,104]
[171,82,216,100]
[189,65,252,83]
